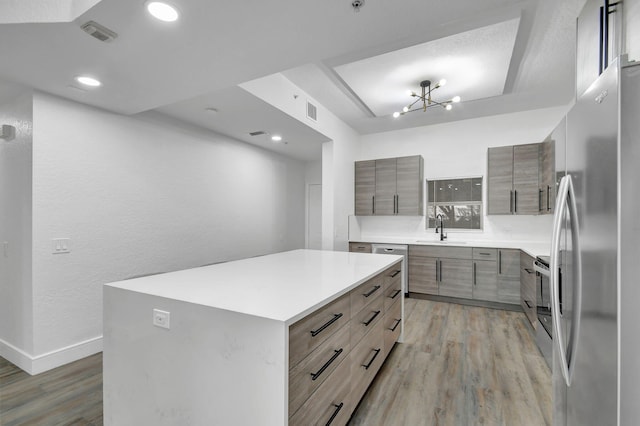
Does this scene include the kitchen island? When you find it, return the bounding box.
[103,249,403,425]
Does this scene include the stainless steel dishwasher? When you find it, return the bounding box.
[371,244,408,295]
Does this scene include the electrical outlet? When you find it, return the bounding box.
[153,309,170,329]
[52,238,71,254]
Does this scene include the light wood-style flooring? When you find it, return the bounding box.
[0,298,550,425]
[0,353,103,425]
[349,298,552,426]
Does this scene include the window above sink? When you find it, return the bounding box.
[426,177,483,231]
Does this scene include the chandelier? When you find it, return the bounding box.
[393,79,461,118]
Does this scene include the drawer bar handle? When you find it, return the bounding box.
[363,310,381,326]
[363,285,381,298]
[390,270,401,278]
[310,313,343,337]
[326,402,344,426]
[310,348,343,381]
[390,318,401,332]
[390,289,401,299]
[524,268,534,274]
[525,300,533,309]
[362,348,382,370]
[478,252,491,256]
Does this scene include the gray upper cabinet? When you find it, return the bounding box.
[539,141,556,214]
[355,160,375,216]
[488,143,547,215]
[396,156,423,215]
[512,144,541,214]
[375,158,397,215]
[487,146,514,214]
[355,155,423,216]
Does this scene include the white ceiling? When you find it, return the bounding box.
[0,0,587,160]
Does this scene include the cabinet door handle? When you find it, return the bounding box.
[547,185,551,212]
[390,289,401,299]
[310,348,343,381]
[396,194,399,214]
[363,310,381,326]
[372,196,375,214]
[539,188,543,212]
[514,190,518,213]
[326,402,344,426]
[499,251,502,274]
[390,270,401,278]
[362,348,381,370]
[473,262,477,285]
[310,313,343,337]
[524,268,534,274]
[435,259,438,282]
[524,300,533,309]
[363,285,381,298]
[389,318,401,332]
[510,190,514,213]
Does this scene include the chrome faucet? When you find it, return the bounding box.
[436,214,447,241]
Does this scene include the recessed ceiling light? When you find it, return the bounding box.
[271,135,282,142]
[146,1,180,22]
[75,76,102,87]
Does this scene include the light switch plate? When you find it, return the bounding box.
[153,309,170,329]
[52,238,71,254]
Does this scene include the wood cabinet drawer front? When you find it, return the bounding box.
[350,274,384,316]
[349,242,372,253]
[383,298,402,353]
[472,248,497,261]
[351,295,383,348]
[289,352,353,426]
[351,318,385,398]
[382,262,403,293]
[289,293,351,368]
[289,324,351,417]
[384,275,403,312]
[410,245,472,259]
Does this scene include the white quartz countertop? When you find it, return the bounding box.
[104,249,402,325]
[351,236,550,258]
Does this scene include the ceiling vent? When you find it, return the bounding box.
[81,21,118,43]
[249,130,267,136]
[306,101,318,122]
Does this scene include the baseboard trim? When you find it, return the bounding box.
[408,292,523,312]
[0,336,102,375]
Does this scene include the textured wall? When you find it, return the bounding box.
[0,91,34,358]
[30,92,306,360]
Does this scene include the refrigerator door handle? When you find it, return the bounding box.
[550,174,583,387]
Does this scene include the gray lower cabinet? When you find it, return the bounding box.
[520,251,537,327]
[497,249,520,304]
[439,258,473,299]
[408,253,438,295]
[349,242,372,253]
[472,248,498,302]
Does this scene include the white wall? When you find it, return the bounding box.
[241,75,361,251]
[9,91,307,373]
[353,106,570,243]
[0,91,34,364]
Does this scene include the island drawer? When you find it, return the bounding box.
[472,247,498,260]
[384,297,402,353]
[382,262,403,293]
[410,245,472,259]
[351,295,384,348]
[289,323,351,417]
[289,352,353,426]
[351,318,385,400]
[383,271,402,312]
[350,273,384,316]
[289,292,351,368]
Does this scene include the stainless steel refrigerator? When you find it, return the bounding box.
[551,57,640,425]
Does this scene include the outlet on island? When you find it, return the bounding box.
[152,309,171,329]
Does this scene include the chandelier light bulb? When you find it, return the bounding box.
[452,96,461,103]
[445,104,453,111]
[402,106,409,113]
[438,79,447,87]
[393,112,400,118]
